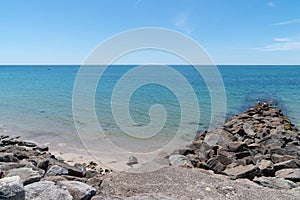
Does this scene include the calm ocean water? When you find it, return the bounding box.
[0,65,299,149]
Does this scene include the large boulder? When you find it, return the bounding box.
[58,181,96,200]
[224,165,258,180]
[0,153,19,162]
[45,165,68,176]
[253,177,297,189]
[0,176,25,200]
[25,181,73,200]
[6,167,41,185]
[275,169,300,181]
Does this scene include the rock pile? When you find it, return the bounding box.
[0,135,109,200]
[170,102,300,189]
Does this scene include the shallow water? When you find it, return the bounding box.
[0,65,299,152]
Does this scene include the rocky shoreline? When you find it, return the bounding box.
[169,102,300,190]
[1,102,300,199]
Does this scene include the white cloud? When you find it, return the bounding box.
[267,2,275,7]
[256,42,300,51]
[174,11,194,34]
[273,38,290,42]
[272,19,300,26]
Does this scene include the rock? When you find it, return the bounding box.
[253,177,297,189]
[256,160,274,176]
[126,156,138,167]
[275,169,300,181]
[0,162,26,171]
[45,165,68,176]
[23,141,37,147]
[171,147,194,156]
[206,158,225,173]
[0,176,25,200]
[242,123,256,137]
[37,145,49,151]
[0,153,19,162]
[274,159,300,171]
[227,142,247,152]
[74,163,86,176]
[224,164,258,180]
[58,181,96,200]
[37,158,51,171]
[169,155,193,168]
[233,151,252,160]
[271,154,293,163]
[56,162,86,177]
[25,181,73,200]
[6,167,41,185]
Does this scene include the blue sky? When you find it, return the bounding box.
[0,0,300,65]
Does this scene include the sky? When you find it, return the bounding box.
[0,0,300,65]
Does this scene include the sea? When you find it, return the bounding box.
[0,65,299,166]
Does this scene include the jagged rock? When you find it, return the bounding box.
[0,153,19,162]
[253,177,297,189]
[45,165,68,176]
[25,181,73,200]
[224,164,258,180]
[126,156,138,167]
[6,167,41,185]
[169,155,193,168]
[37,158,51,171]
[0,176,25,200]
[274,159,300,171]
[271,154,294,163]
[171,147,194,156]
[227,142,247,152]
[37,145,49,151]
[256,160,274,176]
[0,162,26,171]
[243,122,256,137]
[58,181,96,200]
[206,158,225,173]
[275,169,300,181]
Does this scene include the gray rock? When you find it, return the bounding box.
[243,122,256,137]
[224,164,258,180]
[37,145,49,151]
[206,158,225,173]
[25,181,73,200]
[169,155,193,168]
[126,156,138,167]
[171,148,194,156]
[0,153,19,162]
[45,165,68,176]
[253,177,297,189]
[58,181,96,200]
[6,167,41,185]
[256,160,274,176]
[23,141,37,147]
[271,154,293,163]
[274,159,300,171]
[37,158,51,171]
[0,176,25,200]
[275,169,300,181]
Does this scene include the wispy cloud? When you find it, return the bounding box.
[255,38,300,51]
[273,38,290,42]
[272,19,300,26]
[174,11,194,34]
[267,2,275,7]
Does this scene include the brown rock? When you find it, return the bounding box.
[224,164,258,180]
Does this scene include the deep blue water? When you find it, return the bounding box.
[0,65,299,147]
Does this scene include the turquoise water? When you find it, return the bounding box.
[0,65,299,148]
